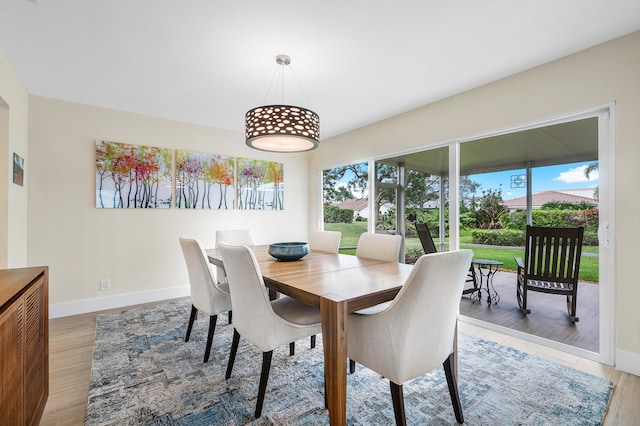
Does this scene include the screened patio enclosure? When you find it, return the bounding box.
[377,116,599,254]
[374,114,603,354]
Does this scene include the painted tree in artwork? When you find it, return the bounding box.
[175,151,234,209]
[95,141,172,208]
[237,159,284,210]
[266,161,284,209]
[96,142,109,208]
[175,151,203,208]
[208,156,235,209]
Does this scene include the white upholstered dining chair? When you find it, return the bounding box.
[214,229,256,287]
[347,249,473,425]
[298,230,341,354]
[348,232,404,372]
[309,230,342,253]
[355,232,403,262]
[219,243,323,419]
[179,237,232,363]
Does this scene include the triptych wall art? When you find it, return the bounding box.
[95,140,284,210]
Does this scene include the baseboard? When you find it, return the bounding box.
[49,285,191,318]
[615,349,640,376]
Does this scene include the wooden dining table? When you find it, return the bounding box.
[206,245,414,426]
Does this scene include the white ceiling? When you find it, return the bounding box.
[1,0,639,140]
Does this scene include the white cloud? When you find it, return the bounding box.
[335,182,366,198]
[553,165,599,184]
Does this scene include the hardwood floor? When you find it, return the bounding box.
[40,299,640,425]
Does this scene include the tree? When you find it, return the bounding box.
[334,186,355,202]
[471,187,506,229]
[584,162,599,201]
[322,162,368,202]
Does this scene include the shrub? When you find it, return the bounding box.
[471,229,524,246]
[377,210,396,231]
[323,205,354,223]
[470,188,506,229]
[503,208,599,233]
[404,246,424,264]
[583,231,599,246]
[414,210,443,237]
[405,222,417,238]
[473,227,598,247]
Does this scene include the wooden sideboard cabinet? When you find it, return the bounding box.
[0,267,49,426]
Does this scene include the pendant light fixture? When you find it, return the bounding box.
[245,55,320,153]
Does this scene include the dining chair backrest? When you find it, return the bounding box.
[214,229,256,284]
[355,232,402,262]
[220,243,323,418]
[219,243,319,351]
[179,237,231,315]
[309,230,342,253]
[349,249,473,385]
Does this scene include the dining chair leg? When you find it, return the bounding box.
[389,381,406,426]
[443,352,464,424]
[310,335,316,348]
[289,342,295,356]
[228,310,232,324]
[203,315,218,363]
[349,358,356,374]
[225,329,241,379]
[255,350,273,418]
[184,304,197,342]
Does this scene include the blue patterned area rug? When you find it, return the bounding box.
[86,299,613,425]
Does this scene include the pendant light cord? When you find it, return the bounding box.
[260,59,313,109]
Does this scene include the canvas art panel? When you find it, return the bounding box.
[237,158,284,210]
[96,140,172,208]
[13,153,24,186]
[175,150,235,209]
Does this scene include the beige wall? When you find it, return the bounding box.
[27,97,310,314]
[0,51,29,268]
[309,32,640,368]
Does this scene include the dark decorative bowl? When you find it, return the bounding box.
[268,242,310,261]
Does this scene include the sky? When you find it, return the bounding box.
[469,161,599,200]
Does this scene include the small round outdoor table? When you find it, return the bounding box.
[471,259,502,306]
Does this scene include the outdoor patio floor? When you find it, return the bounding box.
[458,268,599,352]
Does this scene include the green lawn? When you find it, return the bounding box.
[327,222,599,283]
[324,221,367,247]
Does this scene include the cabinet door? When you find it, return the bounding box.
[24,278,47,426]
[0,299,25,425]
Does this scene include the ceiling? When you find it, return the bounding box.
[1,1,639,140]
[381,117,599,176]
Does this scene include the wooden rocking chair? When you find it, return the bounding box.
[515,225,584,322]
[415,223,477,296]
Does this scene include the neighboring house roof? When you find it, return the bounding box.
[422,200,439,209]
[502,190,597,210]
[334,198,368,212]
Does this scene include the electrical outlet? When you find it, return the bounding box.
[100,279,110,291]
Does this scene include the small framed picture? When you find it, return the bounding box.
[13,153,24,186]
